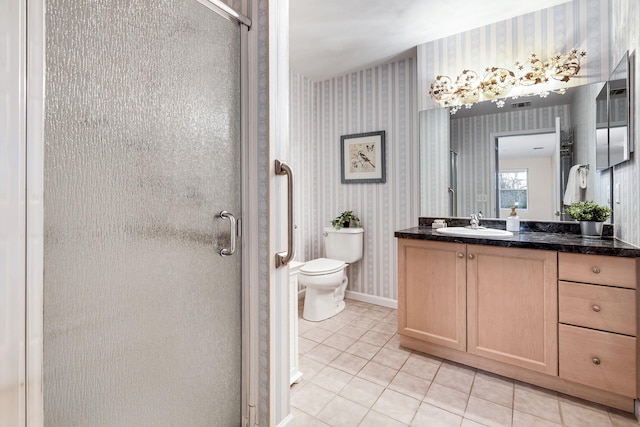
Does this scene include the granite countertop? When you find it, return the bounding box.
[394,217,640,258]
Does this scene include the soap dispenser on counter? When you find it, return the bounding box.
[506,206,520,232]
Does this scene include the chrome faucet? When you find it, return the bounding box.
[469,211,483,229]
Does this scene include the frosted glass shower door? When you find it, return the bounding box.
[44,1,243,425]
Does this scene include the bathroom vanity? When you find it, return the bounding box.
[395,218,640,412]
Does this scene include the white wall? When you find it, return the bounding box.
[499,157,554,220]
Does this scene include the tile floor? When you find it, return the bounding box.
[290,299,640,427]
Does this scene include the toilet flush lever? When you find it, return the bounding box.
[219,211,237,256]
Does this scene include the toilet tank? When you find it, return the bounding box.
[323,227,364,263]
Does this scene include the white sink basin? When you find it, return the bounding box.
[435,227,513,239]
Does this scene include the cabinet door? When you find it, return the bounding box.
[467,245,558,375]
[397,239,467,351]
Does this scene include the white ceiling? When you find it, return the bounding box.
[498,133,557,160]
[290,0,573,81]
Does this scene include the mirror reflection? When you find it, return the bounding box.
[421,82,613,221]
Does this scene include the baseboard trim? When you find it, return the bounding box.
[345,291,398,309]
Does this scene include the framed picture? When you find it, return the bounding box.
[340,131,386,183]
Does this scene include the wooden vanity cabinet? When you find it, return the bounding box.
[397,238,640,411]
[397,239,466,351]
[397,240,557,373]
[467,245,558,375]
[558,253,638,398]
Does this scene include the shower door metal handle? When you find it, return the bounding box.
[275,160,295,268]
[219,211,237,256]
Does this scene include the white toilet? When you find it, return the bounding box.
[299,227,364,321]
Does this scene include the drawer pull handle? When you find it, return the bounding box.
[592,305,601,312]
[592,267,601,274]
[458,253,464,258]
[592,357,601,365]
[468,254,474,260]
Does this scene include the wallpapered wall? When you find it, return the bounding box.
[290,0,640,308]
[609,0,640,247]
[290,58,420,303]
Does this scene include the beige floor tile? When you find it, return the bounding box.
[471,371,514,408]
[361,309,390,321]
[354,317,381,330]
[316,395,368,427]
[513,384,561,424]
[317,317,347,332]
[359,410,408,427]
[301,326,335,343]
[298,355,326,381]
[361,329,394,346]
[290,382,336,417]
[298,318,316,334]
[372,389,421,424]
[358,360,398,387]
[311,365,354,394]
[383,334,404,350]
[329,351,368,375]
[434,362,476,394]
[337,325,369,341]
[410,402,463,427]
[513,409,561,427]
[339,376,385,408]
[323,333,357,351]
[400,353,441,381]
[559,399,613,427]
[290,407,330,427]
[424,382,470,416]
[464,395,512,427]
[334,310,360,322]
[298,336,318,355]
[305,343,341,365]
[346,340,382,360]
[461,419,488,427]
[380,312,398,325]
[608,408,640,427]
[372,321,399,335]
[372,347,411,370]
[388,371,431,401]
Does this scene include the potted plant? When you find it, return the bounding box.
[566,201,612,238]
[330,210,362,230]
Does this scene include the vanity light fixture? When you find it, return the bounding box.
[429,49,586,115]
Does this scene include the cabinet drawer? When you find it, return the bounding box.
[558,253,637,289]
[559,324,636,397]
[559,281,636,336]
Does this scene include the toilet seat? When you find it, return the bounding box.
[299,258,346,276]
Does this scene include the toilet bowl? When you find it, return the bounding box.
[299,227,363,321]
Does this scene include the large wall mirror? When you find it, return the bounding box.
[420,81,615,222]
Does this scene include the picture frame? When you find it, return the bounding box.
[340,131,386,183]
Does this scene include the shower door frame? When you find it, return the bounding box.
[19,0,261,425]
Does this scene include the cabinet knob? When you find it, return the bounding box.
[468,254,474,260]
[592,266,601,274]
[592,357,601,365]
[592,305,601,313]
[458,253,464,258]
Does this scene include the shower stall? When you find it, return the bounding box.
[2,0,256,425]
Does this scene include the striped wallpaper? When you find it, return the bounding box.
[417,0,610,111]
[290,57,420,302]
[289,0,640,308]
[609,0,640,247]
